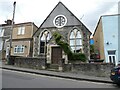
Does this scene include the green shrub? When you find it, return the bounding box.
[71,53,86,62]
[53,32,86,62]
[53,32,72,55]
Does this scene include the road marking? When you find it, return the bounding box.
[2,69,112,86]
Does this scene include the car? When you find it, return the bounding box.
[110,64,120,86]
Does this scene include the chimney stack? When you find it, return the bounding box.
[5,19,12,25]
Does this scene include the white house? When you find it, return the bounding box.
[0,27,4,51]
[93,14,120,66]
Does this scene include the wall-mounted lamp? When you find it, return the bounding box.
[106,42,109,45]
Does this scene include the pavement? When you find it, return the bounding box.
[0,64,114,84]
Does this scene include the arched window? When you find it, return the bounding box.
[69,28,82,53]
[40,30,51,53]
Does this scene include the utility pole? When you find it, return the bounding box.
[8,1,16,64]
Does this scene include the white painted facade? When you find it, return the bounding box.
[0,27,4,51]
[102,15,119,66]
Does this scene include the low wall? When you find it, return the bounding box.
[14,57,46,70]
[12,57,114,78]
[63,63,114,78]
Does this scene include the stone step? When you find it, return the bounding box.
[49,64,59,69]
[47,69,59,72]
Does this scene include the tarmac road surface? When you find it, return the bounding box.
[2,69,120,88]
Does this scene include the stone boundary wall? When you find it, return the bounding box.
[14,57,46,70]
[63,63,114,77]
[10,56,114,78]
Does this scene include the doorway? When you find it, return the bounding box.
[108,55,116,64]
[108,50,116,65]
[51,47,62,64]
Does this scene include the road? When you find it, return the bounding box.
[2,69,120,88]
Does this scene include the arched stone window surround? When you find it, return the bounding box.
[38,29,52,54]
[68,27,83,53]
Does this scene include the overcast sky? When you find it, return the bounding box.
[0,0,119,33]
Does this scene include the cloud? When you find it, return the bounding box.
[0,0,13,23]
[0,0,119,34]
[81,1,118,33]
[9,0,59,25]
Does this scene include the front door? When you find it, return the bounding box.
[51,47,62,64]
[108,55,116,64]
[108,50,116,65]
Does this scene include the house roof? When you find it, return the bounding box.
[0,24,11,27]
[102,14,120,17]
[93,14,120,36]
[33,1,91,37]
[14,22,38,28]
[0,22,38,28]
[93,16,102,36]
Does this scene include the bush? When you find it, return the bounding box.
[69,53,86,62]
[53,32,86,62]
[53,32,72,55]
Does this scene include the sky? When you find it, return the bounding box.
[0,0,119,34]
